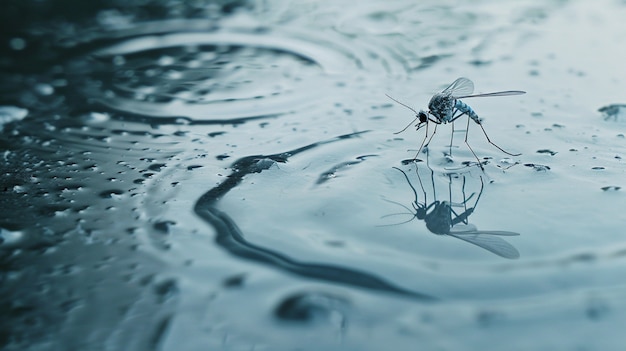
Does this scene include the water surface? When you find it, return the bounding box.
[1,0,626,350]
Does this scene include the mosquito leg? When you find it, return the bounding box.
[414,123,437,161]
[415,166,428,205]
[449,122,455,157]
[413,122,429,160]
[393,167,419,205]
[429,163,436,199]
[448,173,452,208]
[461,175,470,224]
[474,175,484,208]
[476,122,522,156]
[464,115,484,170]
[449,108,469,158]
[450,108,469,123]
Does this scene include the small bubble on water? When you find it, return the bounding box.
[165,70,182,79]
[157,55,175,66]
[34,83,54,96]
[112,55,126,65]
[9,37,26,50]
[83,112,110,123]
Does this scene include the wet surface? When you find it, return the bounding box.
[1,0,626,350]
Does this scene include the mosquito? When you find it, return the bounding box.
[381,166,520,259]
[387,77,526,168]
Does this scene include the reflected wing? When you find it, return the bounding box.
[456,90,526,99]
[441,77,474,97]
[448,229,520,259]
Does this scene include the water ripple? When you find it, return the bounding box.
[61,19,404,124]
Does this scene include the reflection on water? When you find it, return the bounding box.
[598,103,626,121]
[383,165,520,259]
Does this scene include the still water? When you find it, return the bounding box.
[1,0,626,350]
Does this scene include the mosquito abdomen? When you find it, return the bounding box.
[454,100,480,123]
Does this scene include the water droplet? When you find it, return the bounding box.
[0,106,28,131]
[0,228,24,246]
[585,296,610,321]
[157,56,175,66]
[148,163,166,172]
[34,84,54,96]
[112,55,126,65]
[83,112,110,123]
[9,37,26,50]
[98,189,125,198]
[274,291,349,324]
[524,163,550,171]
[153,220,176,234]
[536,149,557,156]
[223,273,247,288]
[153,278,178,303]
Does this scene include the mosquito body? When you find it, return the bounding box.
[387,77,526,168]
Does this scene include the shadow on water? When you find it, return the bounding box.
[381,164,520,259]
[193,131,436,301]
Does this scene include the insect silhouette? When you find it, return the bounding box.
[381,166,520,259]
[387,77,526,168]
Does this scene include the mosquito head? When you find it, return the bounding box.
[418,110,429,123]
[412,110,430,131]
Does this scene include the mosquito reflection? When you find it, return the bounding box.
[381,166,520,259]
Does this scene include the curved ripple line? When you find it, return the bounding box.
[193,131,435,300]
[81,27,361,121]
[93,31,359,74]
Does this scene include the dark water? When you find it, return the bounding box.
[2,0,626,350]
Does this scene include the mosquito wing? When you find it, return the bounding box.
[441,77,475,97]
[456,90,526,99]
[449,225,520,259]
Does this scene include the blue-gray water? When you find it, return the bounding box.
[1,0,626,350]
